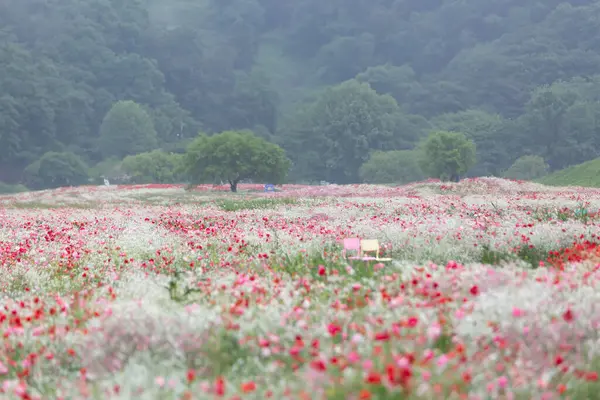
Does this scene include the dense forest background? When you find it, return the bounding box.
[3,0,600,188]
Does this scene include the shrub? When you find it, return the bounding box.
[0,182,28,194]
[121,150,184,184]
[503,155,549,180]
[359,150,424,184]
[23,151,89,190]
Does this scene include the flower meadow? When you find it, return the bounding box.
[3,178,600,399]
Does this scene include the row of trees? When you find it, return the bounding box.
[18,101,292,192]
[20,128,475,192]
[283,77,600,183]
[16,87,553,192]
[20,97,543,193]
[2,0,600,189]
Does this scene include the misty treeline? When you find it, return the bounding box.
[1,0,600,189]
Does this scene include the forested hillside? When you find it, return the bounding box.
[2,0,600,187]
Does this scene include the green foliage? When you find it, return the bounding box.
[23,152,89,190]
[433,333,453,353]
[503,155,549,180]
[183,130,290,192]
[528,205,593,224]
[480,245,513,266]
[432,110,507,176]
[216,197,297,211]
[98,101,159,159]
[355,64,419,106]
[121,150,184,184]
[272,247,377,280]
[200,329,252,377]
[479,243,555,269]
[359,150,425,184]
[418,131,476,181]
[516,245,549,269]
[565,357,600,399]
[0,182,28,194]
[165,270,201,304]
[286,80,427,183]
[87,158,125,185]
[520,85,583,170]
[5,0,600,184]
[538,157,600,187]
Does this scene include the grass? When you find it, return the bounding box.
[272,246,381,281]
[565,356,600,398]
[480,245,513,265]
[479,243,557,268]
[8,201,97,209]
[215,197,298,211]
[529,205,593,223]
[538,157,600,187]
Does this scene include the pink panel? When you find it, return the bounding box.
[343,238,361,250]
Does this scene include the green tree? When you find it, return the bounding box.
[0,182,28,194]
[503,155,549,181]
[286,80,427,183]
[355,64,419,106]
[522,85,578,169]
[98,100,159,159]
[316,34,376,83]
[518,83,600,171]
[432,109,508,176]
[22,151,89,190]
[227,69,279,134]
[183,130,290,192]
[359,150,424,184]
[419,131,476,181]
[121,150,184,184]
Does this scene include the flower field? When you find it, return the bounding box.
[3,178,600,399]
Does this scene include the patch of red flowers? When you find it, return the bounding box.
[546,240,600,270]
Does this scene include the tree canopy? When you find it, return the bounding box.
[503,155,550,181]
[183,130,290,192]
[99,100,159,159]
[419,131,477,181]
[23,151,89,190]
[285,80,429,183]
[359,150,424,185]
[121,150,184,184]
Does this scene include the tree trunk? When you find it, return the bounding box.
[229,180,238,192]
